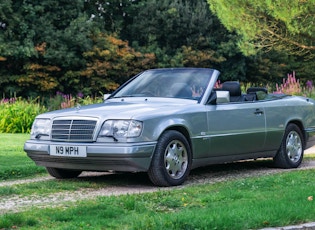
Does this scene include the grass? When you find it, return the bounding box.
[1,133,315,229]
[0,133,46,180]
[0,172,151,197]
[0,169,315,229]
[0,179,107,197]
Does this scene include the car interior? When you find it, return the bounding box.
[216,81,268,103]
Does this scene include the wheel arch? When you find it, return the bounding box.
[148,125,193,186]
[163,125,193,156]
[286,120,306,148]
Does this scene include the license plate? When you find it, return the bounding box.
[50,145,87,157]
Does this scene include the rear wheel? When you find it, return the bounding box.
[46,167,82,179]
[273,123,304,168]
[148,130,192,186]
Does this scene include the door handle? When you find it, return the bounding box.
[254,109,264,116]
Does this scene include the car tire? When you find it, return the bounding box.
[273,123,304,168]
[46,167,82,179]
[148,130,192,186]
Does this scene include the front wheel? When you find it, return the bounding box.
[46,167,82,179]
[273,123,304,168]
[148,130,192,187]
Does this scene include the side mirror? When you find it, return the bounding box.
[216,91,230,104]
[207,90,230,105]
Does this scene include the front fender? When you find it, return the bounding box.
[151,117,192,141]
[142,112,207,142]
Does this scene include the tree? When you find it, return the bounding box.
[126,0,217,50]
[2,0,313,98]
[84,0,142,33]
[207,0,315,56]
[80,33,156,94]
[0,0,95,97]
[124,0,247,81]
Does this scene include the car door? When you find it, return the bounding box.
[206,102,266,156]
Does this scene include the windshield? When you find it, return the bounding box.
[111,68,215,101]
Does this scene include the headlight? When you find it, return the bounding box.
[99,120,143,139]
[30,118,51,139]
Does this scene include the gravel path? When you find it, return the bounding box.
[1,160,315,214]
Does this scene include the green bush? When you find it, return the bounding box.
[47,92,103,111]
[0,94,102,134]
[0,98,47,133]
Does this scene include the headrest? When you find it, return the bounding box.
[246,87,268,94]
[222,81,241,96]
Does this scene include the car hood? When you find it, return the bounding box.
[37,98,199,120]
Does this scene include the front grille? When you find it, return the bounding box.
[51,119,97,142]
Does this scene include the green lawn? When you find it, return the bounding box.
[1,133,315,229]
[1,169,315,230]
[0,133,46,180]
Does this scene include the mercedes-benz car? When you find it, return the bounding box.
[24,68,315,186]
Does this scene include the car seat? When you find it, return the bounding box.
[222,81,242,102]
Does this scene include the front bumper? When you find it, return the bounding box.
[24,140,156,172]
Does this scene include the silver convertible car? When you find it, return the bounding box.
[24,68,315,186]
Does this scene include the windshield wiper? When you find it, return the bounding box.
[112,95,138,99]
